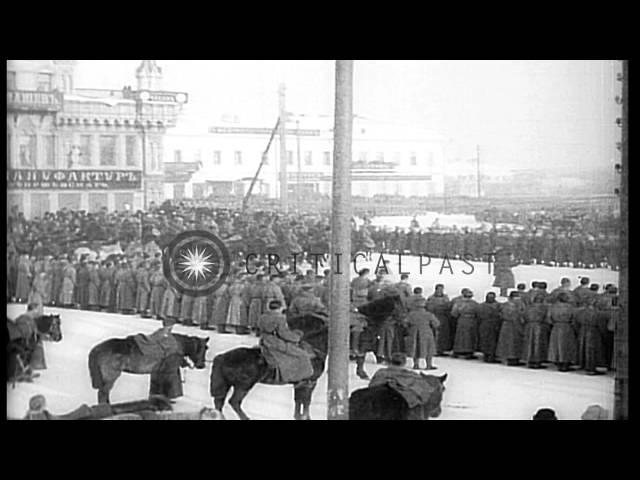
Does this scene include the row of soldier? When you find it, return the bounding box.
[350,271,618,375]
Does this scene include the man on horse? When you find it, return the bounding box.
[287,282,327,318]
[257,299,314,383]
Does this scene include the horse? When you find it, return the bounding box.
[349,373,448,420]
[88,333,209,404]
[209,313,328,420]
[352,295,406,379]
[7,314,63,384]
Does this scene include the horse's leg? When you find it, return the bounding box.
[228,386,252,420]
[355,354,369,380]
[293,384,305,420]
[300,381,317,420]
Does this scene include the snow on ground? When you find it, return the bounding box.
[6,258,618,420]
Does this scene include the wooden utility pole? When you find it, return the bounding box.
[296,119,301,211]
[278,83,288,212]
[476,144,481,198]
[327,60,353,420]
[614,60,628,420]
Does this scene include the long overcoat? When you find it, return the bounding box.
[115,267,136,311]
[212,283,230,326]
[135,267,151,312]
[16,256,33,301]
[257,311,313,383]
[496,301,525,361]
[148,270,167,317]
[225,282,247,327]
[477,301,502,357]
[521,302,550,363]
[75,264,91,308]
[547,303,577,364]
[426,294,452,353]
[575,306,606,371]
[59,263,76,305]
[405,306,440,360]
[451,298,479,354]
[98,266,112,308]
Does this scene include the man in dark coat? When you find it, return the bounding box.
[547,291,578,372]
[575,296,606,375]
[404,289,439,370]
[477,292,502,363]
[548,277,576,305]
[521,292,550,368]
[257,300,314,383]
[492,249,516,297]
[426,284,452,355]
[75,260,91,310]
[451,289,479,359]
[496,291,525,366]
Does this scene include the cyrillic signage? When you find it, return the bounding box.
[7,169,142,190]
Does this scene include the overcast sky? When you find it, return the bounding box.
[74,60,619,176]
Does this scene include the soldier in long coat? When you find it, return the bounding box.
[288,284,327,318]
[247,275,266,331]
[49,257,64,307]
[179,292,195,326]
[496,292,525,365]
[98,261,113,311]
[350,268,371,307]
[209,281,230,330]
[426,284,452,355]
[27,272,47,315]
[135,261,151,315]
[224,278,248,333]
[42,256,54,306]
[16,254,33,303]
[575,297,606,375]
[547,292,577,371]
[160,285,182,321]
[257,300,314,383]
[405,291,439,370]
[75,261,91,309]
[59,260,76,307]
[451,290,480,359]
[477,292,502,363]
[521,293,550,368]
[148,261,167,319]
[191,292,209,329]
[87,262,101,310]
[115,261,136,314]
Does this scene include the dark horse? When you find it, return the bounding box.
[88,333,209,404]
[210,313,328,420]
[349,373,447,420]
[353,295,405,380]
[7,314,63,384]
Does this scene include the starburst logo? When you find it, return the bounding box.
[178,246,215,281]
[163,230,231,297]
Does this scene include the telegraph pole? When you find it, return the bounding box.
[278,83,288,212]
[296,118,301,211]
[476,144,481,198]
[327,60,353,420]
[614,60,628,420]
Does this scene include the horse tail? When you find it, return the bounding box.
[209,354,229,400]
[88,345,104,390]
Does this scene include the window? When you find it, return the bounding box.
[358,152,367,162]
[7,71,16,90]
[126,136,137,166]
[149,140,161,171]
[375,152,384,162]
[19,136,36,167]
[287,151,294,166]
[194,150,201,163]
[44,135,55,167]
[99,136,116,166]
[213,151,221,165]
[234,151,242,165]
[79,135,92,165]
[304,151,312,166]
[323,151,331,166]
[410,152,417,166]
[37,73,52,91]
[174,150,182,162]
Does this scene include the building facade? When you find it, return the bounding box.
[162,117,447,202]
[7,60,187,218]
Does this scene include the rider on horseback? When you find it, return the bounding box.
[257,300,314,383]
[288,282,327,318]
[8,302,46,378]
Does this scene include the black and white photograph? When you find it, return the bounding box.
[5,60,628,420]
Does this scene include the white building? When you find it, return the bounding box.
[162,116,447,201]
